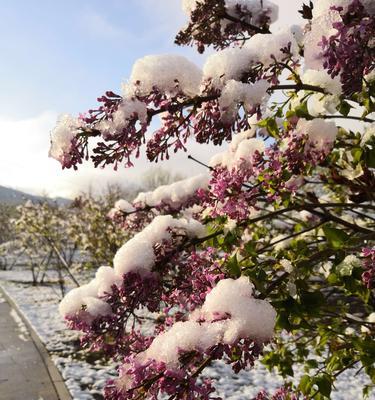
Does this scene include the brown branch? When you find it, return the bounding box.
[320,114,375,123]
[221,11,271,34]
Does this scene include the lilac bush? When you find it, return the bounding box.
[50,1,375,399]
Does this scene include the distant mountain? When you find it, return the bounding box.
[0,185,70,205]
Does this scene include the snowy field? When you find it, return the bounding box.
[0,267,373,400]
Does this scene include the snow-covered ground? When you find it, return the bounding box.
[0,268,116,400]
[0,267,373,400]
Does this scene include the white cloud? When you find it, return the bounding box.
[0,112,222,199]
[0,112,136,198]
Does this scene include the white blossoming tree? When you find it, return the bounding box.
[50,1,375,399]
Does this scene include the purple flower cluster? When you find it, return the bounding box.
[320,0,375,95]
[362,247,375,288]
[253,386,302,400]
[105,339,261,400]
[202,122,330,222]
[175,0,274,53]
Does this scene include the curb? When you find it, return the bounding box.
[0,285,72,400]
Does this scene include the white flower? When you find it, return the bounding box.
[287,281,297,298]
[280,259,293,273]
[319,261,332,278]
[345,327,355,336]
[224,218,237,234]
[337,255,361,277]
[361,123,375,146]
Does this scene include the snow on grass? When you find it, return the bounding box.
[0,269,116,400]
[0,267,371,400]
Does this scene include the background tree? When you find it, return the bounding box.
[141,167,184,191]
[14,200,79,294]
[70,185,129,269]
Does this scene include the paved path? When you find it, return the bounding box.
[0,293,65,400]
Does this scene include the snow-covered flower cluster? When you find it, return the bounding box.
[134,174,210,208]
[60,215,206,318]
[49,114,82,166]
[97,98,148,140]
[218,80,270,124]
[296,118,338,153]
[126,54,203,97]
[209,128,264,169]
[202,27,300,87]
[177,0,279,52]
[136,277,275,367]
[105,277,275,398]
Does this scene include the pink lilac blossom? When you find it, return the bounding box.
[107,277,275,399]
[362,247,375,288]
[253,386,302,400]
[177,0,278,52]
[59,215,206,320]
[320,0,375,95]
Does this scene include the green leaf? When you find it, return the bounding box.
[276,312,292,331]
[339,101,352,117]
[226,254,241,277]
[295,101,310,118]
[323,226,349,249]
[306,359,319,369]
[266,118,280,138]
[299,374,313,395]
[257,119,268,128]
[351,147,363,163]
[244,241,257,257]
[315,375,332,398]
[364,146,375,168]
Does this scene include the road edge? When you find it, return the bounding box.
[0,284,72,400]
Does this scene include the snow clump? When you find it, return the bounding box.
[218,80,270,124]
[113,215,206,276]
[97,99,148,139]
[210,128,265,169]
[134,174,210,208]
[140,276,276,366]
[300,70,342,116]
[126,54,203,97]
[296,118,338,151]
[107,199,135,219]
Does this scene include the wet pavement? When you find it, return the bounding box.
[0,295,60,400]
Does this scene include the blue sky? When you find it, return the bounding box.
[0,0,302,198]
[0,0,198,118]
